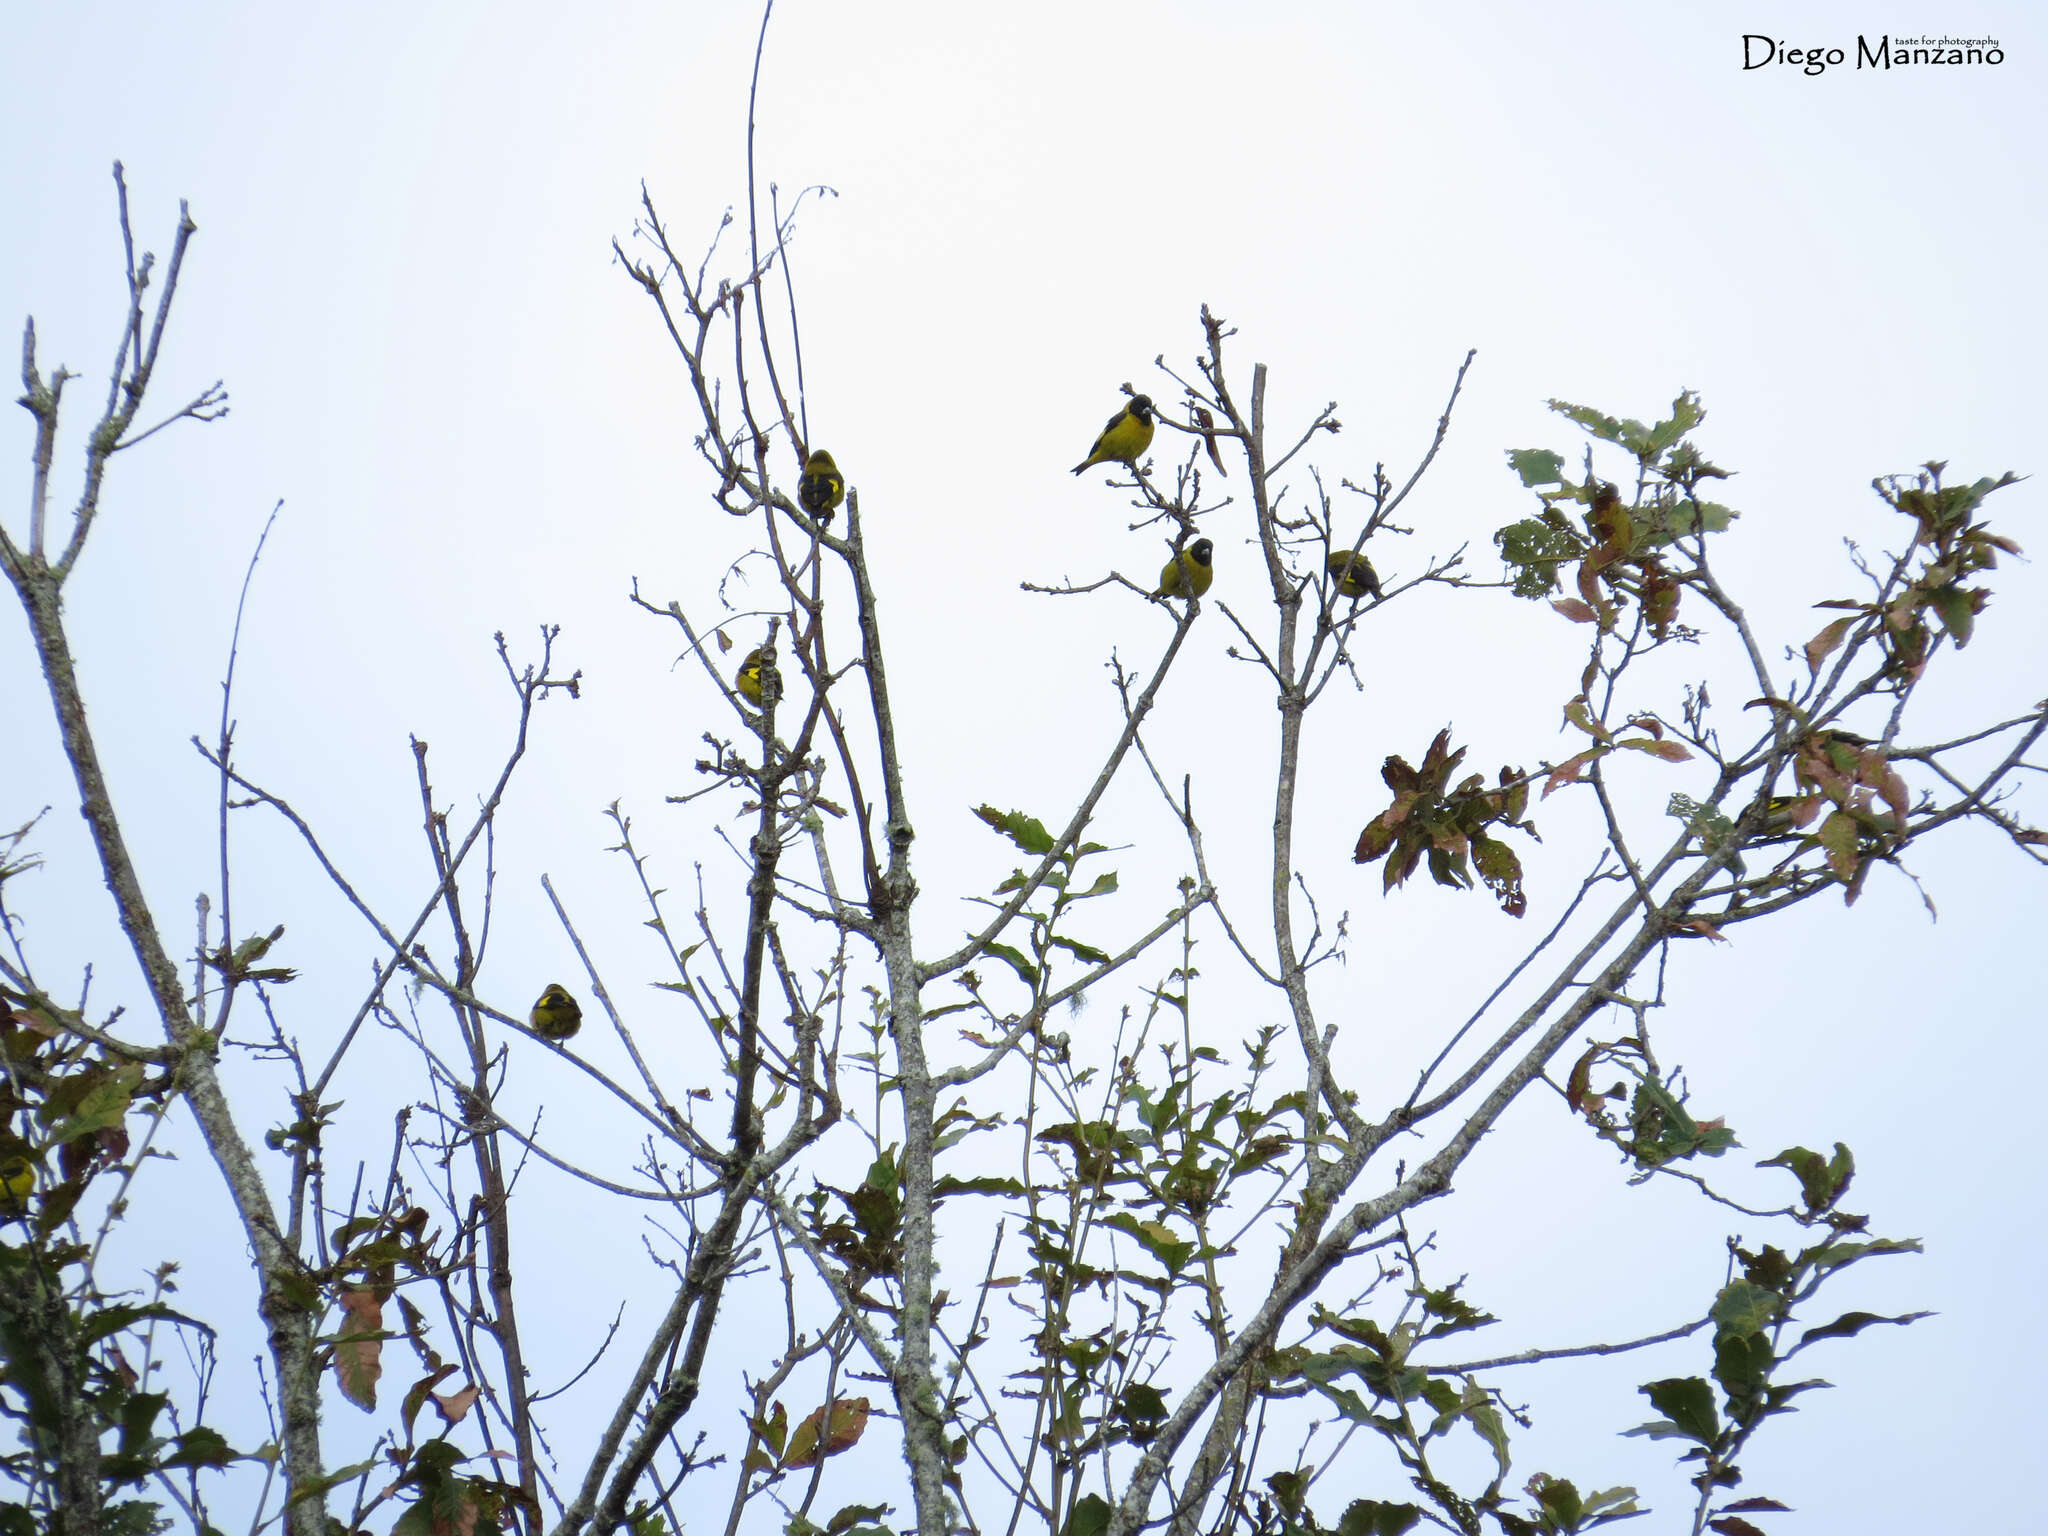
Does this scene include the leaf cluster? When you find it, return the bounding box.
[1496,392,1736,635]
[1627,1144,1928,1534]
[0,991,258,1534]
[1353,730,1538,917]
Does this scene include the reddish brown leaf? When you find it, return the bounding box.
[1744,696,1804,721]
[783,1397,871,1469]
[1565,1042,1603,1114]
[1587,482,1632,564]
[1643,566,1680,635]
[1543,748,1603,798]
[1575,559,1605,607]
[1877,762,1910,830]
[1551,598,1598,624]
[433,1385,480,1426]
[1804,615,1856,677]
[1623,738,1693,764]
[401,1365,459,1438]
[1194,406,1227,475]
[335,1288,385,1412]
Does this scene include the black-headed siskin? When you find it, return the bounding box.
[1326,548,1382,601]
[529,983,583,1042]
[0,1156,32,1209]
[735,648,769,705]
[1759,795,1816,835]
[1155,537,1215,600]
[1072,395,1158,475]
[798,449,845,521]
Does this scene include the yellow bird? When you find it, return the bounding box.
[529,983,583,1042]
[735,647,769,705]
[1155,538,1214,600]
[0,1156,32,1208]
[1072,395,1157,475]
[798,449,845,521]
[1325,548,1382,601]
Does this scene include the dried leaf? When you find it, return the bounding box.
[783,1396,871,1469]
[1804,615,1856,676]
[1623,738,1694,764]
[433,1385,480,1426]
[335,1288,385,1411]
[1543,748,1603,798]
[1194,406,1227,475]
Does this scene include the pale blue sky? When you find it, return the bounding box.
[3,3,2043,1530]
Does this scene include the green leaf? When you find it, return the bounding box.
[1415,1284,1497,1340]
[1759,1143,1853,1212]
[1104,1213,1194,1276]
[1930,585,1980,646]
[1797,1309,1932,1348]
[1712,1329,1773,1403]
[1809,1236,1921,1271]
[1267,1470,1309,1518]
[161,1426,239,1470]
[931,1175,1029,1200]
[79,1302,197,1347]
[1711,1281,1781,1336]
[1816,810,1860,881]
[974,805,1056,856]
[1469,1398,1512,1483]
[1507,449,1567,487]
[1644,390,1704,457]
[1548,399,1628,445]
[825,1504,893,1535]
[979,941,1040,988]
[1061,1494,1111,1536]
[44,1061,144,1143]
[1637,1377,1719,1445]
[1048,935,1112,967]
[1495,518,1585,598]
[287,1458,378,1506]
[1337,1501,1422,1536]
[1529,1474,1582,1526]
[1582,1486,1643,1519]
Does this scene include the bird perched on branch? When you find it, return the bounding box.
[735,647,771,705]
[1072,395,1157,475]
[0,1156,32,1209]
[528,983,583,1042]
[1155,538,1215,600]
[1326,547,1382,601]
[799,449,845,521]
